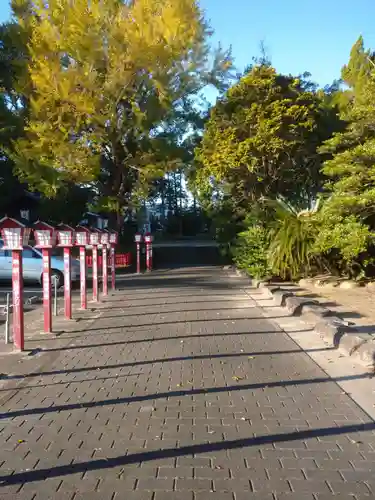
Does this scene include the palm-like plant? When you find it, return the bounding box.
[262,195,320,279]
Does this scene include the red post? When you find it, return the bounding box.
[136,243,140,274]
[111,245,116,291]
[12,250,24,351]
[102,245,108,296]
[150,241,153,271]
[42,248,52,333]
[92,245,99,302]
[79,246,87,310]
[146,242,150,272]
[64,247,72,319]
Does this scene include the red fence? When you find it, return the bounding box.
[86,252,132,268]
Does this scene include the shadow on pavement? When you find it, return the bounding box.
[1,372,371,420]
[1,420,374,486]
[68,316,279,334]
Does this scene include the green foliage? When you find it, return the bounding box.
[265,197,319,280]
[195,65,337,209]
[232,225,271,280]
[341,36,375,99]
[314,213,371,262]
[10,0,231,224]
[317,37,375,268]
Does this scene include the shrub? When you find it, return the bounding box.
[232,225,272,280]
[262,197,319,280]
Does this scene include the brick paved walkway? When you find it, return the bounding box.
[0,267,375,499]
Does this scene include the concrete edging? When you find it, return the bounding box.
[230,268,375,366]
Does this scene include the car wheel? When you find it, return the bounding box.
[51,270,64,289]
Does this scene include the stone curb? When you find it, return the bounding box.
[229,268,375,366]
[284,295,319,316]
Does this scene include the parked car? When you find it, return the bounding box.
[0,240,81,288]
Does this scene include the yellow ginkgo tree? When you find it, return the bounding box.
[11,0,231,215]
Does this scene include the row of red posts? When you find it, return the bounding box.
[135,232,153,274]
[0,217,119,352]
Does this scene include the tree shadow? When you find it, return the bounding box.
[98,299,247,310]
[1,419,374,486]
[68,316,278,334]
[0,373,143,392]
[351,324,375,335]
[97,306,257,320]
[1,372,371,420]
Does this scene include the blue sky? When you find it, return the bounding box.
[1,0,374,88]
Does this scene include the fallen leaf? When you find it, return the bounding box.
[232,376,244,382]
[17,439,25,444]
[214,465,224,470]
[248,356,255,360]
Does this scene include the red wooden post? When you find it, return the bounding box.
[111,246,116,290]
[42,248,52,333]
[57,224,75,320]
[108,231,118,291]
[135,233,142,274]
[34,221,56,334]
[75,226,90,310]
[92,245,98,302]
[100,231,109,296]
[12,249,24,350]
[110,245,116,291]
[144,233,152,272]
[63,247,72,319]
[149,236,153,271]
[80,246,87,309]
[102,245,108,296]
[88,228,101,302]
[0,217,32,351]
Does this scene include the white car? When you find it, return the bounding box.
[0,241,80,288]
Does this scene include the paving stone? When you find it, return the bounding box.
[136,478,174,491]
[327,480,371,495]
[0,268,373,500]
[154,493,193,500]
[213,479,251,491]
[234,494,274,500]
[195,494,233,500]
[289,478,332,494]
[175,478,211,490]
[251,478,292,493]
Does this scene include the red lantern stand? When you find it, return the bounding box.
[100,230,109,296]
[33,221,56,333]
[0,217,31,351]
[144,233,152,272]
[56,224,75,320]
[135,233,142,274]
[89,229,101,302]
[75,225,91,310]
[149,234,154,271]
[109,231,118,290]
